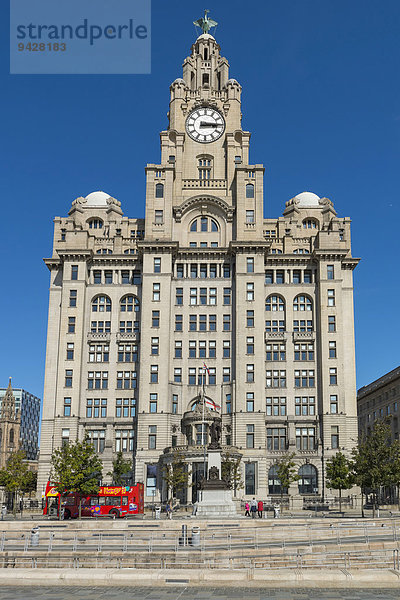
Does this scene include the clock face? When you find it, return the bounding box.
[186,107,225,143]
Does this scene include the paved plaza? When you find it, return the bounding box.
[0,588,399,600]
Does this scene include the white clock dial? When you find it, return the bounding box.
[185,107,225,143]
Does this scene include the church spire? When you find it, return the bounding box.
[1,378,18,421]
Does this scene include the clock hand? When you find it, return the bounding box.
[199,121,223,128]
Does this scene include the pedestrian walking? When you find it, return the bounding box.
[166,500,173,520]
[244,502,250,517]
[250,497,257,518]
[257,499,264,518]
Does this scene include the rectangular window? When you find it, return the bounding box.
[121,270,130,284]
[327,265,334,280]
[266,343,286,361]
[199,315,207,331]
[328,315,336,332]
[174,368,182,383]
[199,288,207,305]
[276,270,284,284]
[223,367,230,383]
[296,427,315,451]
[116,371,137,390]
[188,367,196,385]
[246,210,255,224]
[208,368,216,385]
[189,315,196,331]
[176,288,183,305]
[223,288,231,305]
[154,210,163,224]
[152,311,160,328]
[247,310,254,327]
[66,342,74,360]
[246,392,254,411]
[151,338,159,356]
[117,343,137,362]
[150,365,159,383]
[174,340,182,359]
[246,282,254,301]
[71,265,78,280]
[226,394,232,414]
[189,340,196,358]
[223,340,231,358]
[62,428,70,447]
[293,270,301,284]
[304,270,312,284]
[93,270,101,285]
[200,264,207,279]
[246,364,255,383]
[199,340,206,358]
[148,426,157,449]
[294,370,315,388]
[176,264,184,278]
[91,321,111,334]
[294,343,314,361]
[223,314,231,331]
[245,462,255,495]
[132,271,142,285]
[68,317,75,333]
[115,398,136,418]
[65,370,73,387]
[149,394,158,413]
[267,427,287,451]
[265,270,273,284]
[154,258,161,273]
[247,257,254,273]
[190,288,197,305]
[209,314,216,331]
[331,426,339,449]
[87,430,106,453]
[209,340,216,358]
[330,395,338,414]
[175,314,183,331]
[116,430,134,453]
[246,425,255,449]
[327,289,335,306]
[329,341,336,358]
[69,290,77,307]
[329,367,337,385]
[190,264,198,279]
[266,370,286,388]
[247,336,254,354]
[152,283,160,302]
[223,264,231,278]
[104,270,112,284]
[172,395,178,414]
[293,320,313,332]
[209,264,217,278]
[63,397,71,417]
[266,397,286,417]
[295,396,316,416]
[88,371,108,390]
[209,288,217,305]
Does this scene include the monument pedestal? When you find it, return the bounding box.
[195,448,237,518]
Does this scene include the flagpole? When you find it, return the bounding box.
[202,364,206,479]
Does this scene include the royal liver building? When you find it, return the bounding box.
[38,15,359,506]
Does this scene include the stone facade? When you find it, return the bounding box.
[38,25,359,505]
[0,380,21,469]
[358,366,400,442]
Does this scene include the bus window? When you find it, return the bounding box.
[98,496,105,505]
[122,497,128,506]
[105,496,121,506]
[62,497,76,506]
[90,497,99,505]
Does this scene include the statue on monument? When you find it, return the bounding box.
[209,417,221,449]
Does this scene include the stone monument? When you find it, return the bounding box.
[195,417,237,517]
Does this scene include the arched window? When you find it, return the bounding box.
[268,465,287,495]
[246,184,255,198]
[298,464,318,495]
[120,295,140,313]
[9,429,14,444]
[211,219,218,232]
[302,219,318,230]
[190,219,197,232]
[88,218,103,229]
[189,216,219,233]
[293,249,310,254]
[202,73,210,87]
[92,295,111,313]
[293,295,312,312]
[124,249,136,255]
[155,183,164,198]
[265,295,285,312]
[96,249,112,255]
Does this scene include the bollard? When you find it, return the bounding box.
[179,524,188,546]
[31,527,40,548]
[155,506,161,520]
[191,526,200,547]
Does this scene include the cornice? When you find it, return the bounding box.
[173,195,234,222]
[230,241,270,254]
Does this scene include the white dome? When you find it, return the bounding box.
[196,33,215,41]
[295,192,321,207]
[172,78,186,85]
[85,191,111,207]
[227,78,239,85]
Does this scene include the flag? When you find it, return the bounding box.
[203,362,210,375]
[205,398,221,412]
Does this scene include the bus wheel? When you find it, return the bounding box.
[63,509,71,520]
[109,509,120,519]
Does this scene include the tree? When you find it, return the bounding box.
[352,418,400,517]
[107,452,132,485]
[0,450,36,516]
[275,452,300,511]
[162,449,191,501]
[221,449,243,495]
[326,451,354,513]
[50,438,103,519]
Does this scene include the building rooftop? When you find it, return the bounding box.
[357,365,400,399]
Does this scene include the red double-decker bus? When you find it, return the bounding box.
[43,481,144,519]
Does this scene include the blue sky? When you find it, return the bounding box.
[0,0,399,400]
